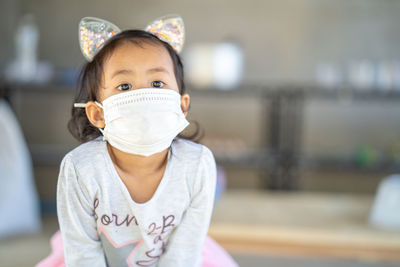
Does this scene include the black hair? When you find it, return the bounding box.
[68,29,202,143]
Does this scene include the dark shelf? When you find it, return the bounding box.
[5,82,400,190]
[214,150,275,169]
[300,156,400,173]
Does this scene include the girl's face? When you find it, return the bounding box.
[85,41,190,130]
[99,41,180,102]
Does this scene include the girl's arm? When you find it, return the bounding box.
[57,154,107,266]
[157,146,217,267]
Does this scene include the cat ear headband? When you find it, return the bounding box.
[79,15,185,61]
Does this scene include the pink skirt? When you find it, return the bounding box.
[36,230,238,267]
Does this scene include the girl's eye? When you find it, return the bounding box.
[151,81,164,88]
[117,83,132,91]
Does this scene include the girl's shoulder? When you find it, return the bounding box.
[62,137,105,167]
[171,138,215,163]
[172,139,216,193]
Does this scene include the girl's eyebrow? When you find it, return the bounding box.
[111,67,170,79]
[147,67,170,74]
[111,69,133,79]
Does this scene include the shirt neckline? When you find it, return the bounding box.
[101,140,173,207]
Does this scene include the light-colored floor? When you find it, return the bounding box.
[1,190,400,267]
[210,190,400,265]
[0,216,59,267]
[232,254,400,267]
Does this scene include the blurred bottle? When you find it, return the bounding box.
[212,42,243,90]
[376,61,394,92]
[5,14,53,84]
[392,61,400,91]
[347,60,375,90]
[315,62,343,89]
[5,14,38,82]
[184,41,244,90]
[184,43,215,88]
[17,14,38,82]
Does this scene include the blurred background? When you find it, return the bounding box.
[1,0,400,266]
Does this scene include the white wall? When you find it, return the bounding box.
[9,0,400,83]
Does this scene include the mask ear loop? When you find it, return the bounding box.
[73,101,106,139]
[74,103,87,108]
[94,101,106,139]
[95,101,103,109]
[73,101,103,108]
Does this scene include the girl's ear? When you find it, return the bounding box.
[85,101,105,128]
[180,93,190,116]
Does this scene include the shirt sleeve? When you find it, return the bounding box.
[57,154,107,267]
[157,146,217,267]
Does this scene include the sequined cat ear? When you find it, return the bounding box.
[79,17,121,61]
[145,15,185,54]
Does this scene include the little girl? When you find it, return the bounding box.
[36,16,238,267]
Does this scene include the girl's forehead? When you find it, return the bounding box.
[104,41,174,74]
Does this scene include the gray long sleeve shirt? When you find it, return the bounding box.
[57,137,216,267]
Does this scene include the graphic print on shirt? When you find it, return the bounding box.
[99,225,144,267]
[94,198,139,227]
[136,214,176,266]
[94,198,177,266]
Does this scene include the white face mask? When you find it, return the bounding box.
[95,88,189,156]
